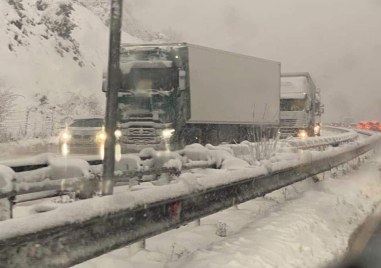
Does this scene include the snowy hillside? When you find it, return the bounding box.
[0,0,142,139]
[0,0,142,103]
[77,0,173,42]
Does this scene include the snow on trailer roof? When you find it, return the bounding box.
[281,74,310,99]
[281,72,316,90]
[121,43,187,52]
[121,42,281,65]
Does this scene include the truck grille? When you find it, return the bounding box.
[279,128,298,137]
[128,128,156,136]
[280,119,297,127]
[126,127,157,144]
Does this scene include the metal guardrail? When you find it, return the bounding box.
[13,127,357,198]
[0,131,379,267]
[286,127,359,149]
[0,127,356,173]
[0,127,366,207]
[0,127,364,205]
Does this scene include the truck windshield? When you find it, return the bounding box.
[121,50,170,62]
[121,68,176,92]
[280,98,307,111]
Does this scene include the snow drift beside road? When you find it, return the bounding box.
[76,152,381,268]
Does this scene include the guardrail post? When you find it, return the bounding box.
[9,178,16,219]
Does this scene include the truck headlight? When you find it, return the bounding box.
[59,129,71,143]
[114,129,122,139]
[314,125,320,135]
[162,128,175,139]
[298,130,308,139]
[96,129,107,143]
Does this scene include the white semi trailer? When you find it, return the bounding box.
[105,43,281,149]
[280,73,324,138]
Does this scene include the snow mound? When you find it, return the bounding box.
[0,165,15,221]
[182,143,213,162]
[0,165,15,194]
[151,152,184,171]
[139,147,157,159]
[48,157,91,179]
[163,159,183,170]
[115,154,141,172]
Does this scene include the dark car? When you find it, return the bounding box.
[59,117,105,155]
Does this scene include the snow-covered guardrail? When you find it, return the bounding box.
[4,126,362,203]
[0,153,103,173]
[285,127,358,149]
[0,131,380,267]
[1,127,356,173]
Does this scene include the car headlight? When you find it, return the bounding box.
[297,129,308,139]
[96,129,107,143]
[59,129,71,143]
[162,128,175,139]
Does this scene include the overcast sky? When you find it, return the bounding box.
[127,0,381,122]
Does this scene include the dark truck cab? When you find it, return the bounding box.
[103,44,189,150]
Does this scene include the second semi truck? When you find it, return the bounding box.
[280,72,324,138]
[103,43,281,150]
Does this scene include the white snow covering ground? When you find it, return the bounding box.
[73,150,381,268]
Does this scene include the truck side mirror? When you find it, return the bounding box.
[179,70,186,90]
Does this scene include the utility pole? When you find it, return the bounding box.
[102,0,123,195]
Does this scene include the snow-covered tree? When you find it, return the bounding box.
[0,84,20,124]
[56,92,104,124]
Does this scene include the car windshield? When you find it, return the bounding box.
[70,119,104,127]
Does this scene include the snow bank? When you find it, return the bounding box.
[181,144,213,162]
[0,165,15,221]
[48,157,92,180]
[149,151,185,171]
[0,165,15,195]
[76,151,381,268]
[115,154,141,172]
[182,143,250,169]
[171,161,381,268]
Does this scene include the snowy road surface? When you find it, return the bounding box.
[71,150,381,268]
